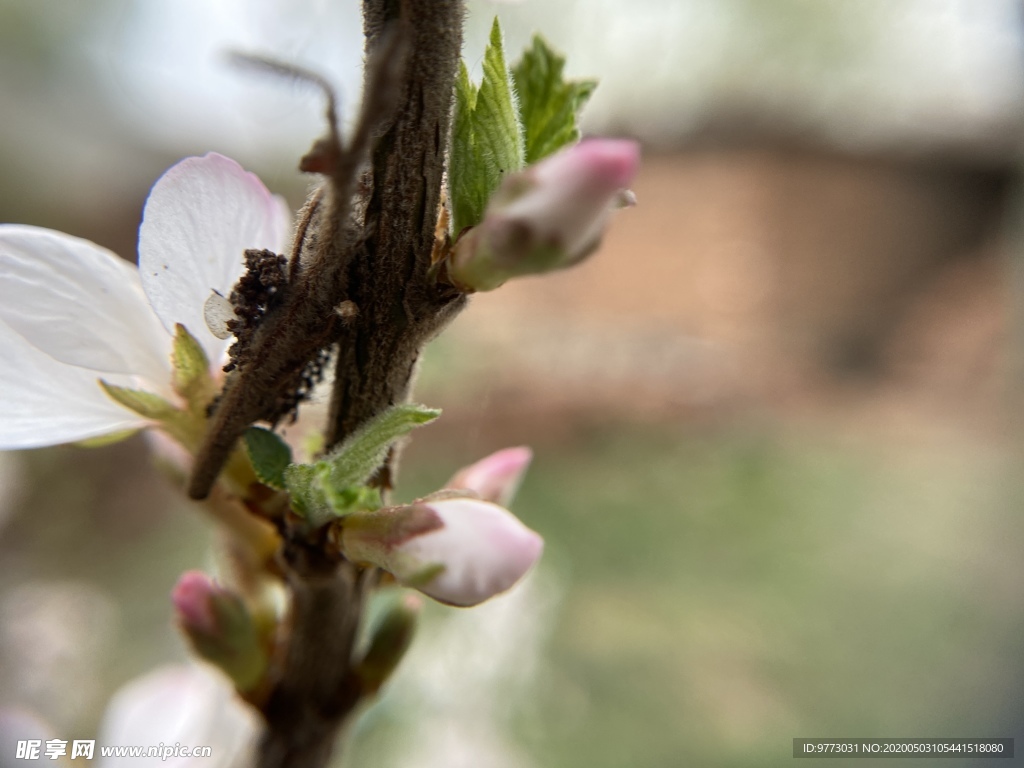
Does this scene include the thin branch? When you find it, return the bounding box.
[203,1,469,766]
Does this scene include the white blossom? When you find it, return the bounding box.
[0,153,290,449]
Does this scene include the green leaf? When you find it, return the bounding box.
[283,404,440,528]
[323,403,441,491]
[321,482,382,519]
[512,34,597,164]
[244,427,292,490]
[450,62,485,237]
[448,17,525,236]
[99,380,178,421]
[283,462,323,520]
[476,19,525,190]
[171,323,211,405]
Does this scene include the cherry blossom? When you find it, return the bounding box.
[0,153,290,449]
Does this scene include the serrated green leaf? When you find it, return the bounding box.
[322,483,382,518]
[450,61,485,236]
[286,470,383,530]
[171,323,211,405]
[244,427,292,490]
[448,17,525,236]
[99,380,178,421]
[283,404,440,528]
[323,403,440,491]
[476,19,525,189]
[512,34,597,164]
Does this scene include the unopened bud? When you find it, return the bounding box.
[449,138,640,291]
[340,498,543,607]
[356,592,421,695]
[171,571,267,692]
[446,446,532,506]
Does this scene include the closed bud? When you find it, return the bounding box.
[446,446,532,506]
[171,571,267,692]
[449,138,640,291]
[340,498,543,607]
[356,592,421,695]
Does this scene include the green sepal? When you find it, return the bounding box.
[185,592,267,693]
[512,34,597,164]
[99,380,178,421]
[171,323,211,406]
[244,427,292,490]
[449,17,525,236]
[397,561,446,589]
[75,428,140,448]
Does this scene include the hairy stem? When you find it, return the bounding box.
[325,0,467,458]
[254,1,465,766]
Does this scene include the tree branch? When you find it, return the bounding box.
[250,1,466,766]
[325,0,466,461]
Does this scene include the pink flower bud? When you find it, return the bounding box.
[446,446,532,506]
[171,571,267,692]
[449,138,640,291]
[340,498,543,607]
[171,571,219,635]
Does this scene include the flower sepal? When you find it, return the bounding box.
[98,380,204,455]
[171,323,216,413]
[98,380,179,422]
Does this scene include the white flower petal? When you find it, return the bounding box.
[341,498,544,607]
[0,226,171,384]
[445,446,533,506]
[98,664,256,768]
[0,319,146,449]
[139,153,292,363]
[412,498,544,607]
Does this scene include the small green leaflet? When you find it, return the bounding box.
[244,427,292,490]
[448,20,598,236]
[449,17,525,237]
[283,404,441,528]
[512,35,596,165]
[322,403,441,491]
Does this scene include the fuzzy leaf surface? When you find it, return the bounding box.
[449,17,525,235]
[512,35,597,164]
[244,426,292,490]
[284,404,440,527]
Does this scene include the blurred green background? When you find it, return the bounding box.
[1,1,1023,766]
